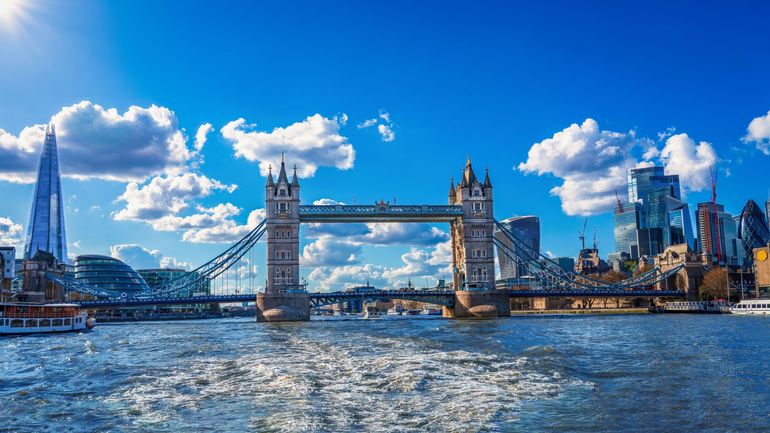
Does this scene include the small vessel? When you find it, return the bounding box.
[387,305,403,315]
[421,308,442,315]
[405,309,421,316]
[730,300,770,315]
[0,303,95,336]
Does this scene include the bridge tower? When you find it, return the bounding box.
[257,158,309,321]
[450,158,496,290]
[446,158,510,318]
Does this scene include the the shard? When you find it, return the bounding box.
[23,124,68,263]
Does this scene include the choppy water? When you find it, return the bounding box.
[1,314,769,432]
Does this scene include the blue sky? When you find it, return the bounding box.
[1,0,769,290]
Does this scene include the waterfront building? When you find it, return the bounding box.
[72,255,149,294]
[494,215,540,279]
[753,243,770,296]
[738,200,770,266]
[24,124,68,263]
[575,248,603,275]
[0,246,15,298]
[137,268,211,298]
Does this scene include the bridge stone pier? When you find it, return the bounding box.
[256,156,511,322]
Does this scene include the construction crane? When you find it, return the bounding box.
[578,218,588,251]
[615,190,623,214]
[710,165,722,263]
[593,226,598,251]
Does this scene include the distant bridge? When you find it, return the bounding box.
[298,204,463,223]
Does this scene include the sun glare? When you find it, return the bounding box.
[0,0,31,34]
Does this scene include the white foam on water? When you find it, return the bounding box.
[102,330,593,432]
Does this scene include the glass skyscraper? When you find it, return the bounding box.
[614,202,642,257]
[738,200,770,265]
[494,216,540,279]
[614,166,695,258]
[23,124,68,263]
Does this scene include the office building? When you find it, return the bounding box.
[494,216,540,279]
[695,202,743,267]
[72,255,149,294]
[738,200,770,265]
[137,268,210,298]
[613,166,695,259]
[24,124,68,263]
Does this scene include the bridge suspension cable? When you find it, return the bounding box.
[493,219,684,293]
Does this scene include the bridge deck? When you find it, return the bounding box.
[298,204,463,222]
[75,289,685,308]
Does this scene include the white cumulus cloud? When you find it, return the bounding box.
[659,133,718,193]
[518,119,642,216]
[0,216,24,246]
[220,114,355,178]
[356,110,395,142]
[0,101,208,183]
[109,244,192,270]
[744,109,770,155]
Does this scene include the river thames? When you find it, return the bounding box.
[1,314,768,432]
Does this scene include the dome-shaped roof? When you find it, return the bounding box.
[73,254,150,293]
[739,200,770,261]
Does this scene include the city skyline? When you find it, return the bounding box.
[2,1,770,290]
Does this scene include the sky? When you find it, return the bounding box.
[1,0,769,290]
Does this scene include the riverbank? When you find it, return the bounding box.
[511,307,649,315]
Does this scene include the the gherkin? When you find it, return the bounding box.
[23,124,68,263]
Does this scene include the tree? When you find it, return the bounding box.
[699,267,728,300]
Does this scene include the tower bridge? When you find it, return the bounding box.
[50,156,691,321]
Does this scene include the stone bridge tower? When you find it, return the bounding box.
[449,158,496,290]
[264,158,301,294]
[257,158,308,322]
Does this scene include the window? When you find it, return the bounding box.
[277,202,288,212]
[279,188,287,196]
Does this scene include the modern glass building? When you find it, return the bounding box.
[24,124,68,263]
[137,268,210,298]
[72,255,149,294]
[627,166,682,203]
[614,202,642,257]
[494,216,540,279]
[738,200,770,265]
[614,166,695,258]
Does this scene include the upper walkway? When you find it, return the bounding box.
[298,204,463,223]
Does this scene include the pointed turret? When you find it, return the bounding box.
[462,156,477,186]
[483,167,492,188]
[266,164,275,187]
[448,177,455,197]
[291,164,300,188]
[277,157,289,185]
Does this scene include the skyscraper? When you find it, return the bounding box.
[766,199,770,228]
[494,216,540,279]
[614,166,695,257]
[696,202,743,266]
[738,200,770,265]
[614,202,642,257]
[23,124,68,263]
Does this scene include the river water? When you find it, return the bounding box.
[1,314,769,432]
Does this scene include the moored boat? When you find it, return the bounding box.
[0,303,95,336]
[730,300,770,315]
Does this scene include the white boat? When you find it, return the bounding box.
[421,308,442,315]
[730,300,770,315]
[661,301,730,314]
[387,306,403,315]
[0,303,95,336]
